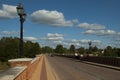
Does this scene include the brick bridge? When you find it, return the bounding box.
[0,54,59,80]
[0,54,120,80]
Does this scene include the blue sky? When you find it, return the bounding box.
[0,0,120,48]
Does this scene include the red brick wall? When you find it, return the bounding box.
[9,61,30,67]
[13,56,41,80]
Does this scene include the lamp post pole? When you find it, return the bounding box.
[20,17,23,58]
[16,3,26,58]
[88,41,92,54]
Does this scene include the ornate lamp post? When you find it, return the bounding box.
[16,3,26,57]
[88,41,92,54]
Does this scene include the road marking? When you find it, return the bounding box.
[40,58,47,80]
[30,55,43,80]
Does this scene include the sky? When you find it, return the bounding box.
[0,0,120,49]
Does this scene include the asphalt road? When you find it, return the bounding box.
[47,56,120,80]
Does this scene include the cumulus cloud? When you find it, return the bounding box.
[0,31,18,35]
[53,40,77,47]
[79,39,91,44]
[65,39,80,46]
[24,37,38,41]
[72,19,79,23]
[83,29,117,36]
[47,33,64,37]
[46,37,64,41]
[30,10,73,27]
[40,33,64,41]
[0,4,17,19]
[92,40,101,45]
[40,37,64,41]
[53,39,101,48]
[115,38,120,41]
[78,23,105,30]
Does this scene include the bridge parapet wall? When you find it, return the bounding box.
[13,55,41,80]
[85,57,120,67]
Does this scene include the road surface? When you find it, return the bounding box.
[47,56,120,80]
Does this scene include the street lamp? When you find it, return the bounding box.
[88,41,92,47]
[16,3,26,57]
[88,41,92,54]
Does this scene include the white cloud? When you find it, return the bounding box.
[47,37,64,41]
[54,40,73,47]
[0,31,18,35]
[72,19,79,23]
[78,23,105,30]
[41,37,64,41]
[66,39,80,46]
[71,39,79,42]
[79,39,91,44]
[47,33,64,37]
[53,39,101,48]
[92,40,101,45]
[24,37,38,41]
[30,10,73,27]
[40,33,64,41]
[0,4,17,19]
[117,32,120,35]
[115,38,120,41]
[83,29,117,36]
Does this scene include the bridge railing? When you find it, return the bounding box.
[85,56,120,67]
[57,54,120,67]
[13,55,41,80]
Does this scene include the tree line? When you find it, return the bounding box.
[0,37,120,62]
[0,37,40,61]
[41,44,120,58]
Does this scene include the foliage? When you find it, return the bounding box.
[103,46,119,57]
[41,46,53,53]
[78,47,85,54]
[69,45,75,54]
[0,37,41,61]
[24,41,41,58]
[0,37,120,62]
[0,37,19,61]
[55,44,64,54]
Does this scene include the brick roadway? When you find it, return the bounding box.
[47,56,120,80]
[40,58,47,80]
[30,54,60,80]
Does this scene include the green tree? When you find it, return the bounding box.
[63,47,68,54]
[92,46,98,52]
[69,45,75,54]
[78,47,85,54]
[24,41,40,58]
[55,44,64,54]
[0,37,19,61]
[41,46,53,53]
[0,37,41,61]
[104,46,114,57]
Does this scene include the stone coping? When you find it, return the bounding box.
[8,58,33,62]
[0,66,26,80]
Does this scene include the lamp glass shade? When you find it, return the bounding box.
[16,3,24,15]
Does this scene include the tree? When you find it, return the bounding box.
[63,47,68,54]
[24,41,40,58]
[55,44,64,54]
[69,45,75,54]
[92,46,98,52]
[104,46,113,57]
[0,37,41,61]
[78,47,85,54]
[41,46,53,53]
[0,37,19,61]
